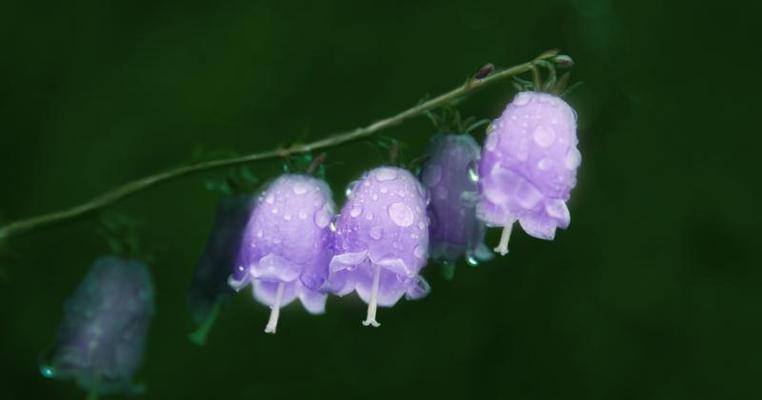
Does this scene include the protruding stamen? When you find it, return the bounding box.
[362,264,382,327]
[264,282,285,334]
[494,222,514,256]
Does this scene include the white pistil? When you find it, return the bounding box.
[494,222,514,256]
[362,264,382,327]
[264,282,285,334]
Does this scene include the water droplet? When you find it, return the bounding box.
[314,208,331,228]
[486,122,496,134]
[417,221,425,230]
[372,194,379,201]
[265,194,274,204]
[350,207,362,218]
[533,126,556,147]
[484,132,499,151]
[329,221,337,232]
[365,212,374,220]
[564,148,582,170]
[380,187,388,194]
[369,226,383,240]
[271,208,278,214]
[388,202,415,227]
[545,199,570,220]
[293,183,307,195]
[468,162,480,183]
[39,365,56,379]
[345,187,353,197]
[414,245,426,259]
[513,92,531,106]
[298,211,308,220]
[538,158,553,171]
[256,230,264,238]
[422,164,442,187]
[466,254,479,266]
[376,168,398,181]
[283,213,293,221]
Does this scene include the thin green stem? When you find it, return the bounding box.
[187,301,222,346]
[0,50,567,240]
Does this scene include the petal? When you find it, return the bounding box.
[250,254,301,282]
[297,285,327,315]
[405,276,431,300]
[227,273,250,292]
[329,251,368,273]
[251,280,297,308]
[325,269,355,296]
[373,257,416,278]
[518,215,557,240]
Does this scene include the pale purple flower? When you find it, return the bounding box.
[420,133,492,265]
[229,174,335,334]
[328,166,430,327]
[477,91,581,255]
[41,256,154,395]
[189,194,252,328]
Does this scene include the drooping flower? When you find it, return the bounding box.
[328,166,430,327]
[40,256,154,396]
[477,91,581,255]
[188,194,253,343]
[420,133,492,267]
[230,174,335,334]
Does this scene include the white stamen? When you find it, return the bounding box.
[264,282,285,334]
[362,264,382,327]
[494,222,514,256]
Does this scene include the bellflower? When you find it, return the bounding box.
[328,166,430,327]
[40,256,154,396]
[420,133,492,265]
[229,174,335,334]
[477,91,581,255]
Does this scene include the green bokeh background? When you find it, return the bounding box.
[1,1,760,399]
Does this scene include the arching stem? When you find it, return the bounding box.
[494,222,514,256]
[0,50,570,241]
[362,264,382,327]
[264,282,285,334]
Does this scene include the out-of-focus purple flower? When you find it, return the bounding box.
[328,166,430,327]
[189,194,253,329]
[420,134,492,266]
[230,174,335,334]
[477,91,581,255]
[40,256,154,396]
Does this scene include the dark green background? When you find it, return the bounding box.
[1,1,760,399]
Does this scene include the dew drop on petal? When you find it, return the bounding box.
[370,226,383,240]
[350,207,362,218]
[545,199,570,220]
[376,168,398,182]
[314,208,331,228]
[422,164,442,187]
[484,132,498,151]
[565,147,582,170]
[298,211,307,220]
[256,230,264,238]
[513,92,531,106]
[284,213,292,221]
[466,254,479,266]
[388,202,415,227]
[380,187,388,194]
[293,183,307,195]
[417,221,425,230]
[468,161,480,183]
[538,158,553,171]
[372,194,379,201]
[414,245,426,259]
[533,126,556,147]
[265,194,274,204]
[365,212,374,220]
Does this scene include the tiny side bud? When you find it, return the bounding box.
[553,55,575,68]
[474,63,495,80]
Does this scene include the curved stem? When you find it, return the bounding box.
[0,51,565,241]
